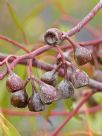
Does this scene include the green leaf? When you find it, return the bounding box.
[0,113,21,136]
[7,2,23,31]
[14,65,27,80]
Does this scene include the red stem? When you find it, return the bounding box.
[11,45,52,68]
[0,34,29,53]
[65,36,79,50]
[63,2,102,37]
[1,102,102,117]
[0,55,102,91]
[61,14,101,37]
[51,93,93,136]
[56,0,101,37]
[61,38,102,51]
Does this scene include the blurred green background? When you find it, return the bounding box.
[0,0,102,136]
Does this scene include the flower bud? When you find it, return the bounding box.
[57,80,74,99]
[70,69,89,88]
[74,46,92,65]
[10,89,28,108]
[39,83,59,104]
[28,93,45,112]
[6,73,24,92]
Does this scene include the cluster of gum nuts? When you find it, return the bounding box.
[6,64,89,112]
[6,28,92,112]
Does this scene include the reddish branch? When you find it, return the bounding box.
[0,54,102,91]
[0,45,52,79]
[1,104,102,117]
[1,34,102,53]
[0,35,29,53]
[51,93,93,136]
[62,14,101,37]
[63,2,102,37]
[62,38,102,51]
[0,37,102,60]
[0,54,53,71]
[56,0,101,37]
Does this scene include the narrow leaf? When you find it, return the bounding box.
[0,113,21,136]
[7,2,23,31]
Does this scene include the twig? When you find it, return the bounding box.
[1,103,102,117]
[55,0,101,37]
[0,34,29,53]
[0,54,102,92]
[51,93,93,136]
[63,2,102,37]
